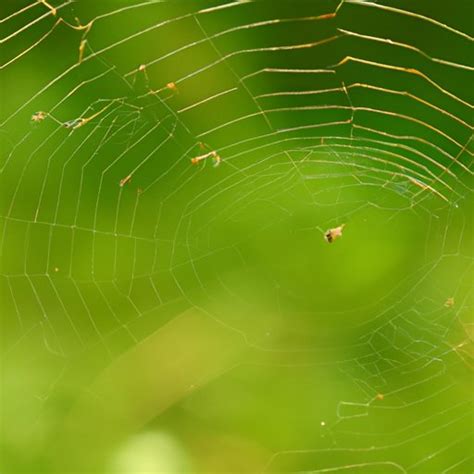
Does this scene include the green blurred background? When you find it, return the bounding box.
[1,1,473,473]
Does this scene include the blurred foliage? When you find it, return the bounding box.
[1,1,473,473]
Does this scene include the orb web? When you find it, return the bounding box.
[1,1,473,473]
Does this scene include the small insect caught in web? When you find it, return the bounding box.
[63,101,118,130]
[166,82,178,95]
[324,224,345,243]
[212,153,222,167]
[444,297,455,308]
[119,174,132,187]
[64,118,85,129]
[31,111,47,123]
[78,39,87,64]
[191,150,222,168]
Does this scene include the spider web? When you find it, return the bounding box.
[1,0,473,473]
